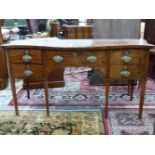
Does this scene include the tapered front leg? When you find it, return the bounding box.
[10,77,19,116]
[138,79,146,119]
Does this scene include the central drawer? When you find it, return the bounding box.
[11,64,44,79]
[8,49,42,64]
[47,51,107,68]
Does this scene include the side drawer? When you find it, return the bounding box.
[110,50,147,65]
[8,49,42,64]
[11,64,44,79]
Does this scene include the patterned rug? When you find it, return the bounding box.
[8,71,155,110]
[0,111,104,135]
[1,68,155,135]
[105,109,155,135]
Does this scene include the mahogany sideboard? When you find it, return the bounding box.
[2,38,153,118]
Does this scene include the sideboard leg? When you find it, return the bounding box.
[44,78,49,117]
[10,77,19,116]
[138,79,146,119]
[104,80,110,118]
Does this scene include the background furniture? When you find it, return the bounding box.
[50,22,61,37]
[62,25,93,39]
[148,48,155,78]
[144,19,155,45]
[0,19,8,89]
[93,19,141,39]
[3,38,153,118]
[143,20,155,79]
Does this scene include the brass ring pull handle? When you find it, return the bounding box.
[23,70,33,77]
[120,70,130,78]
[87,56,97,63]
[53,56,64,62]
[121,55,132,63]
[22,55,32,63]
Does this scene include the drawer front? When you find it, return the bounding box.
[47,51,107,68]
[109,65,146,79]
[8,50,42,64]
[11,64,44,79]
[110,50,147,65]
[47,51,82,67]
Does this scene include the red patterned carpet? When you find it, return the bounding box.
[9,71,155,109]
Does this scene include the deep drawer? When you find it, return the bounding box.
[109,64,146,79]
[11,64,44,79]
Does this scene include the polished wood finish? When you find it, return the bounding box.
[62,25,93,39]
[2,38,153,118]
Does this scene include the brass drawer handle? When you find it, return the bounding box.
[121,55,132,63]
[23,70,33,77]
[22,55,32,62]
[120,70,130,78]
[53,56,64,62]
[87,56,97,63]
